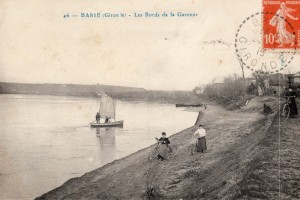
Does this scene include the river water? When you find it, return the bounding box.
[0,94,198,199]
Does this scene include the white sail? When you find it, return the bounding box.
[99,94,115,119]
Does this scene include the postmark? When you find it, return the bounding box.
[263,0,300,49]
[235,12,297,74]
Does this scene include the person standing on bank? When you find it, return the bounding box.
[287,88,298,118]
[194,125,207,153]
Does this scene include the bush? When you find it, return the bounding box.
[203,74,247,104]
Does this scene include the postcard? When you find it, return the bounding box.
[0,0,299,199]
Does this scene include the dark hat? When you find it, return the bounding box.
[162,132,166,135]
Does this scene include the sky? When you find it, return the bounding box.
[0,0,299,90]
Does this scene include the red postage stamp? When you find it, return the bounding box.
[263,0,300,49]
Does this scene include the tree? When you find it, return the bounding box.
[252,71,268,95]
[236,54,245,78]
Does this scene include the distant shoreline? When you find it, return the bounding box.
[0,82,201,104]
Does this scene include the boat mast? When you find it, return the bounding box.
[99,93,103,114]
[114,100,116,120]
[99,100,101,114]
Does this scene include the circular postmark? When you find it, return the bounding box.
[235,12,297,74]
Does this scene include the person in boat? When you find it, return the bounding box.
[194,124,207,153]
[105,116,109,123]
[286,88,298,118]
[95,112,101,123]
[108,117,114,123]
[155,132,171,160]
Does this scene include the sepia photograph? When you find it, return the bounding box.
[0,0,299,199]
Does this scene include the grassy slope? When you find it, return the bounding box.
[36,96,298,200]
[234,114,300,199]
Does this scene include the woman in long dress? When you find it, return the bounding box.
[287,88,298,117]
[269,2,298,47]
[156,132,171,160]
[194,125,207,153]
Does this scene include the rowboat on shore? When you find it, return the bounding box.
[90,94,124,128]
[175,103,203,107]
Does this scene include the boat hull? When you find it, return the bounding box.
[90,120,124,128]
[175,103,202,107]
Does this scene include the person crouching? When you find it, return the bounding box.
[156,132,171,160]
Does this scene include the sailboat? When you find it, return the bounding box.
[90,94,124,128]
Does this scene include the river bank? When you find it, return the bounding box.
[37,96,295,199]
[0,82,199,105]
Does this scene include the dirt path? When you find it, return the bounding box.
[37,97,283,200]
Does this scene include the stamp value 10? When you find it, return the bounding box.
[263,0,300,49]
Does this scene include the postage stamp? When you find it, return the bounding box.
[262,0,300,49]
[235,12,296,74]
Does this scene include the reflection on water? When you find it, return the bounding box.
[0,94,198,199]
[96,128,116,164]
